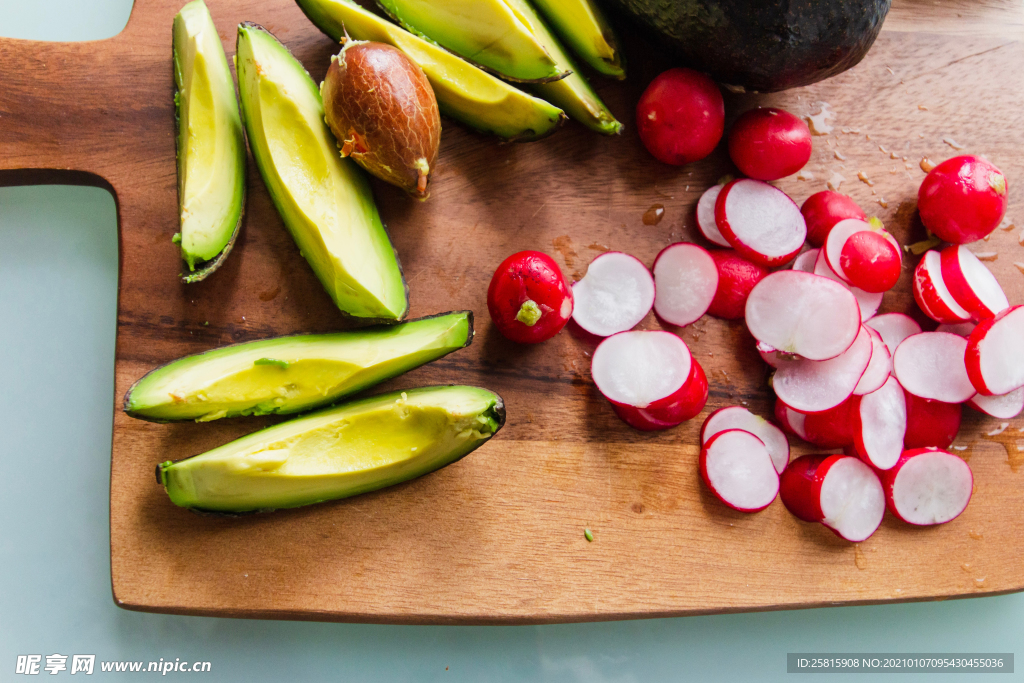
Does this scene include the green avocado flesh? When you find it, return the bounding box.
[296,0,565,141]
[530,0,624,79]
[124,311,472,422]
[375,0,565,83]
[173,0,246,280]
[236,23,407,321]
[158,385,505,512]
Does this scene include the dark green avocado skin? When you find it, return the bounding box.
[601,0,891,92]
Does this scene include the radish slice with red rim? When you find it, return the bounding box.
[853,326,891,395]
[865,313,922,356]
[792,248,819,273]
[880,448,973,526]
[701,406,790,473]
[936,321,977,337]
[572,252,655,337]
[966,305,1024,396]
[774,398,808,440]
[813,249,882,322]
[968,387,1024,418]
[715,179,806,267]
[652,243,719,327]
[852,376,906,470]
[939,245,1009,320]
[819,456,886,541]
[699,429,779,512]
[913,250,972,324]
[772,325,873,413]
[745,270,861,361]
[893,331,975,403]
[696,185,730,247]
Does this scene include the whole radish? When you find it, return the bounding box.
[918,155,1008,243]
[801,191,866,247]
[706,249,769,320]
[636,68,724,166]
[487,251,573,344]
[825,218,902,294]
[727,107,812,180]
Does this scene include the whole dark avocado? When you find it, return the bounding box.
[602,0,891,92]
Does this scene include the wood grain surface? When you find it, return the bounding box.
[2,0,1023,624]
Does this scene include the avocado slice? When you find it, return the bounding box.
[374,0,566,83]
[236,23,408,322]
[157,385,505,512]
[295,0,565,141]
[172,0,246,282]
[530,0,625,79]
[124,311,472,422]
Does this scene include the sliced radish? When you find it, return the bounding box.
[572,252,655,337]
[714,179,806,267]
[802,398,855,449]
[696,184,730,247]
[825,219,901,293]
[853,326,891,395]
[780,454,885,542]
[893,331,975,403]
[779,454,831,522]
[699,429,779,512]
[700,406,790,473]
[940,245,1009,320]
[792,248,819,273]
[936,321,977,337]
[904,390,961,450]
[774,398,808,440]
[913,250,971,324]
[745,270,860,361]
[966,305,1024,395]
[814,249,882,322]
[706,249,769,320]
[968,386,1024,419]
[880,448,973,525]
[591,330,707,430]
[865,313,922,356]
[652,243,718,327]
[772,325,873,413]
[852,376,906,470]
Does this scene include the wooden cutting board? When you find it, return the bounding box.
[3,0,1024,624]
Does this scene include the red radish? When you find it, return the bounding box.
[904,390,961,450]
[824,219,901,293]
[772,325,873,413]
[913,251,972,324]
[813,249,882,322]
[801,191,867,248]
[700,406,790,473]
[893,331,975,403]
[696,185,730,247]
[918,155,1008,244]
[487,250,573,344]
[865,313,922,356]
[939,245,1009,320]
[853,326,891,396]
[880,448,973,525]
[965,305,1024,395]
[745,270,860,361]
[636,68,724,166]
[780,454,885,542]
[936,321,977,337]
[591,330,708,430]
[715,179,807,267]
[705,249,770,320]
[759,341,796,369]
[792,248,819,273]
[774,398,808,440]
[802,398,856,449]
[727,107,812,181]
[968,386,1024,419]
[852,376,906,470]
[652,243,718,327]
[699,429,779,512]
[571,252,655,337]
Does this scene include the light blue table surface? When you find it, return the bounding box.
[1,2,1020,680]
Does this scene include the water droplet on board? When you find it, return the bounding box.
[643,204,665,226]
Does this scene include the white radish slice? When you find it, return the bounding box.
[824,218,870,281]
[745,270,861,361]
[652,243,719,327]
[819,456,886,542]
[936,321,977,337]
[968,387,1024,418]
[893,331,975,403]
[865,313,922,356]
[966,305,1024,396]
[853,326,891,395]
[701,406,790,473]
[813,249,882,322]
[913,250,971,323]
[572,252,655,337]
[715,179,806,267]
[792,248,819,273]
[773,325,873,413]
[940,245,1009,320]
[853,376,906,470]
[700,429,780,512]
[696,184,730,247]
[882,448,973,526]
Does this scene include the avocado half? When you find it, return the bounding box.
[157,385,505,512]
[602,0,891,92]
